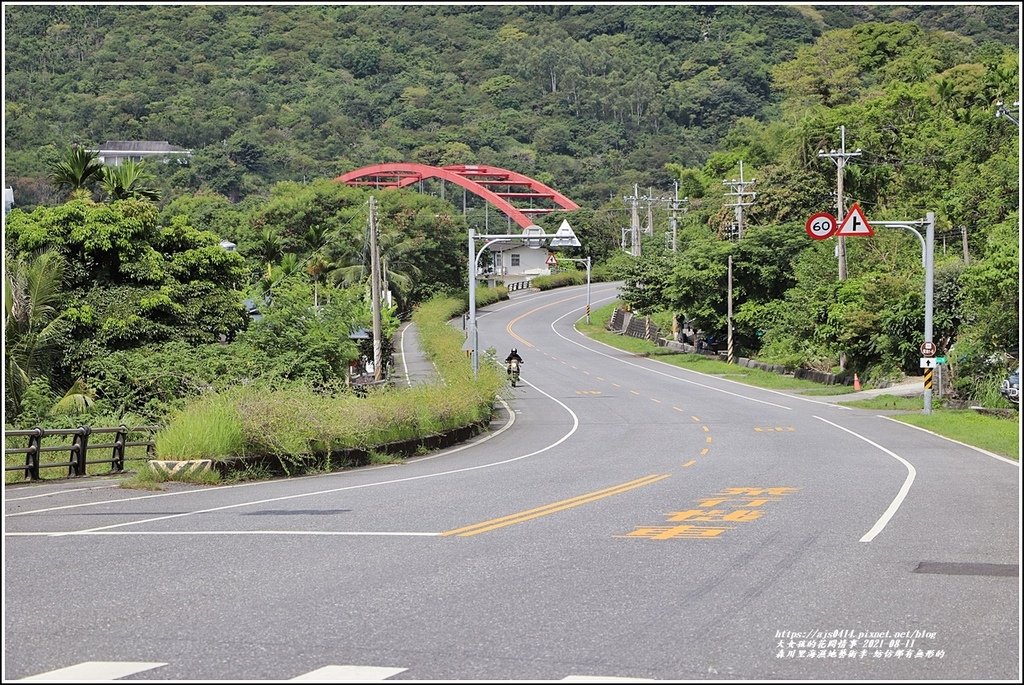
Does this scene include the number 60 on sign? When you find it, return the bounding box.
[805,212,838,240]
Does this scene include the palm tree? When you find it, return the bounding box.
[101,160,161,202]
[50,146,104,197]
[3,250,92,418]
[331,229,421,313]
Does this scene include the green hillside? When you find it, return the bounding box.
[2,4,1020,428]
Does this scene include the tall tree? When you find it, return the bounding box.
[49,146,104,197]
[101,161,161,202]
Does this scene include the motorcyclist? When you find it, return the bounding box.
[505,348,524,375]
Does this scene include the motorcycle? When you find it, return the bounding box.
[507,358,521,387]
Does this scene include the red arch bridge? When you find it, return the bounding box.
[335,163,579,230]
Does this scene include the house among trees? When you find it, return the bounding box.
[480,241,555,281]
[88,140,192,166]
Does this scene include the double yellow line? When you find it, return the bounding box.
[442,474,670,537]
[505,293,588,348]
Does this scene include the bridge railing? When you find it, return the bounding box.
[4,425,160,481]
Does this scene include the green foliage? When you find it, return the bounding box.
[151,293,505,472]
[100,161,161,202]
[154,391,246,460]
[532,270,586,290]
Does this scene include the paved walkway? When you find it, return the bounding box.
[393,321,441,387]
[796,378,925,404]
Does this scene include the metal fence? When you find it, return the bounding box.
[4,425,159,481]
[505,279,533,292]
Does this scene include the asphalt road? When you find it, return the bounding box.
[4,284,1020,682]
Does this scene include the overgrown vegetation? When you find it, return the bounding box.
[151,293,506,475]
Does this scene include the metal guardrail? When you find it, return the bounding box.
[4,425,159,480]
[505,279,533,292]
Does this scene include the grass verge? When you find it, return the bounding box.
[575,301,855,394]
[577,300,1020,461]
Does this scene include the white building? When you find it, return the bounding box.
[87,140,192,166]
[480,240,555,284]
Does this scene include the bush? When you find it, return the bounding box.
[532,271,585,290]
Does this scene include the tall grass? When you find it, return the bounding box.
[154,391,245,459]
[154,293,505,472]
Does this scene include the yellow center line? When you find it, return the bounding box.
[506,293,588,347]
[441,474,671,537]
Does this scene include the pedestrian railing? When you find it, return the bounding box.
[4,425,160,481]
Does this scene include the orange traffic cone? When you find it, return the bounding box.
[854,373,862,391]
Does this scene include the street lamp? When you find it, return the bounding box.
[871,213,936,414]
[467,222,580,375]
[995,100,1020,126]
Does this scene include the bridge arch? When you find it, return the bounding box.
[336,163,578,230]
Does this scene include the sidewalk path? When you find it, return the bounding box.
[796,378,924,404]
[394,320,441,387]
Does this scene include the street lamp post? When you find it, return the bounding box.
[467,224,580,376]
[872,213,935,414]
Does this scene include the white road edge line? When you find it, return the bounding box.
[31,393,578,537]
[398,321,413,388]
[548,295,794,411]
[7,400,516,518]
[814,415,916,543]
[877,415,1020,466]
[4,483,120,501]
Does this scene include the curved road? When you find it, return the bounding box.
[4,284,1019,681]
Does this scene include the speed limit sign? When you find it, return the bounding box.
[805,212,838,240]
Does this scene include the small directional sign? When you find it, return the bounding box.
[836,203,874,237]
[805,212,838,240]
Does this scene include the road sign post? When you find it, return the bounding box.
[805,212,838,240]
[806,208,936,414]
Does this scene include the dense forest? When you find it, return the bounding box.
[2,4,1020,427]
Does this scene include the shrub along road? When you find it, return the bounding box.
[4,284,1019,681]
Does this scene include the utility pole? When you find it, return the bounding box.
[818,125,861,371]
[818,125,862,282]
[722,161,756,240]
[645,186,654,235]
[727,255,734,364]
[369,195,383,381]
[669,182,688,253]
[623,184,641,257]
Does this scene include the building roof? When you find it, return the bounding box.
[98,140,190,153]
